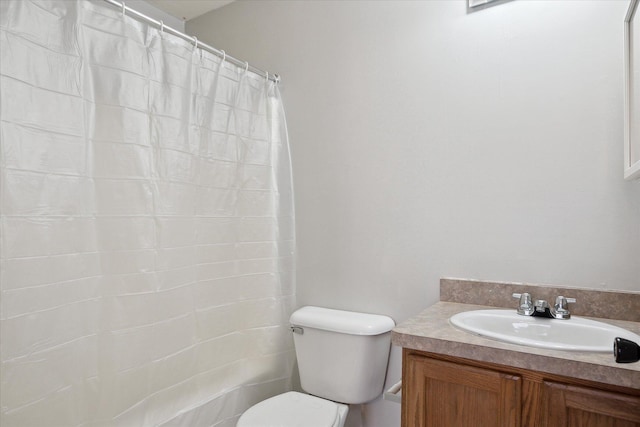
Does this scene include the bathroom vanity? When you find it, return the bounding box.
[392,279,640,427]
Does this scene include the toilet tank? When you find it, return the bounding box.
[289,306,395,404]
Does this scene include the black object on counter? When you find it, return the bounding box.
[614,337,640,363]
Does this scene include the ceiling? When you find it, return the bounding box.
[145,0,235,21]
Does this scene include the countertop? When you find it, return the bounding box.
[392,301,640,390]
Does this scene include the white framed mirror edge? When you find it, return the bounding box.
[624,0,640,180]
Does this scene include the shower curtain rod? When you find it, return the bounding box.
[101,0,280,83]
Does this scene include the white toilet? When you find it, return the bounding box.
[237,306,395,427]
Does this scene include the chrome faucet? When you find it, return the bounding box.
[534,299,550,313]
[512,293,576,319]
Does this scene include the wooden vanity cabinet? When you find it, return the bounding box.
[403,352,521,426]
[542,382,640,427]
[402,349,640,427]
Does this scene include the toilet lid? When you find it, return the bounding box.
[237,391,340,427]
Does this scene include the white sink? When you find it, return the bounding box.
[449,309,640,352]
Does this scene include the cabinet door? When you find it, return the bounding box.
[404,354,521,427]
[542,381,640,427]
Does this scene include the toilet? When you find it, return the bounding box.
[237,306,395,427]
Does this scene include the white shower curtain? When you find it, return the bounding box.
[0,1,296,426]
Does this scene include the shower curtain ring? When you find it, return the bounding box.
[220,50,226,64]
[244,61,249,73]
[159,20,164,34]
[265,71,269,83]
[121,1,126,17]
[193,36,198,50]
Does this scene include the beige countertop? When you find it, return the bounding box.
[392,301,640,390]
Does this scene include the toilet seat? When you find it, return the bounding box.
[236,391,347,427]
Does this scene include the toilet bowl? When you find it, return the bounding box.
[235,306,395,427]
[236,391,348,427]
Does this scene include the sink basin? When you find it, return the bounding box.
[449,309,640,352]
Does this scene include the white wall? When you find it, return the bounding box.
[189,1,640,426]
[127,0,184,31]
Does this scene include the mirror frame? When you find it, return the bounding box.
[624,0,640,180]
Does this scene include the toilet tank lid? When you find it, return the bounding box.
[290,306,395,335]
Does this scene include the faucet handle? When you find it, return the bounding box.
[551,295,576,319]
[512,292,531,301]
[555,295,576,308]
[512,292,534,316]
